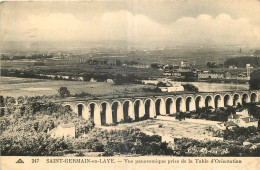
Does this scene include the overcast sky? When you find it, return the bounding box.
[1,0,260,46]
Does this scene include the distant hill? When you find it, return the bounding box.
[224,57,260,68]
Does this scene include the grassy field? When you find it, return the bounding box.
[1,76,250,98]
[0,76,155,98]
[2,59,164,79]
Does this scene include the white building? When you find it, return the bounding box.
[198,72,224,79]
[228,115,258,128]
[78,77,84,81]
[229,65,237,69]
[159,86,184,92]
[181,60,189,67]
[90,78,97,82]
[106,79,114,83]
[60,75,70,79]
[228,109,258,128]
[141,79,159,85]
[48,123,75,138]
[236,109,250,117]
[158,81,184,92]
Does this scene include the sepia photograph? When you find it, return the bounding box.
[0,0,260,169]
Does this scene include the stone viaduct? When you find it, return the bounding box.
[62,90,259,126]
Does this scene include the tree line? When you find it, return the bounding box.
[1,68,142,85]
[1,54,53,60]
[224,57,260,68]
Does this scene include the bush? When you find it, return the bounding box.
[114,74,140,85]
[58,87,70,98]
[98,129,173,156]
[183,84,199,92]
[223,127,259,141]
[172,138,252,156]
[0,131,69,156]
[0,120,174,156]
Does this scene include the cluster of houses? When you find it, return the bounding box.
[161,61,198,80]
[198,71,250,81]
[217,109,258,130]
[226,109,258,128]
[160,60,252,82]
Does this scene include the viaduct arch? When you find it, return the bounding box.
[62,90,259,126]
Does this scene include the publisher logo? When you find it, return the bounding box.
[16,159,24,164]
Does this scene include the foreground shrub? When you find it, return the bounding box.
[0,128,174,156]
[2,127,260,156]
[173,138,260,157]
[223,127,259,141]
[0,131,69,156]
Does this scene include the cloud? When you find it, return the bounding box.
[2,10,260,46]
[171,13,260,45]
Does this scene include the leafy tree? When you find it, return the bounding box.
[183,84,199,92]
[150,63,160,69]
[207,62,219,68]
[0,96,4,106]
[207,62,212,68]
[157,82,167,87]
[245,103,260,128]
[58,87,70,98]
[224,57,260,68]
[114,74,139,85]
[250,69,260,90]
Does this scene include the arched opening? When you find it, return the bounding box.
[155,98,166,115]
[76,104,88,119]
[251,93,257,103]
[99,102,112,125]
[77,104,83,117]
[176,97,185,112]
[214,95,223,108]
[88,103,100,125]
[88,103,95,120]
[242,93,249,105]
[195,96,204,110]
[166,98,174,114]
[224,94,232,107]
[100,103,107,125]
[134,100,145,120]
[144,99,155,118]
[205,96,214,108]
[123,100,134,121]
[186,97,195,112]
[112,101,121,123]
[233,94,240,106]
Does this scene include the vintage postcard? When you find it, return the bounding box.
[0,0,260,169]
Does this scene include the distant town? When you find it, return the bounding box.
[2,48,260,88]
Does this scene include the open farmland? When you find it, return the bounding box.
[0,76,155,97]
[1,76,250,98]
